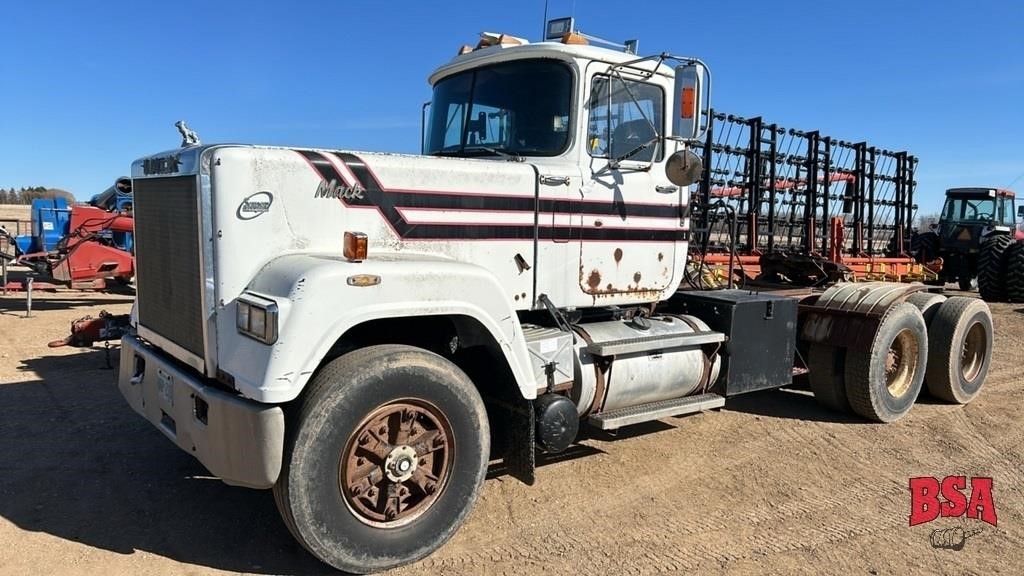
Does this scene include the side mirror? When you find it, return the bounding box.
[672,61,711,141]
[665,150,703,187]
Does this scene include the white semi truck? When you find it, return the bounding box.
[117,25,994,573]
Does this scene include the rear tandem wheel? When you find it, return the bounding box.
[843,303,928,423]
[924,297,993,403]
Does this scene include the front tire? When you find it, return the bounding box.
[911,232,939,263]
[273,345,490,574]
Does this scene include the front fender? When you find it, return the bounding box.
[216,252,535,403]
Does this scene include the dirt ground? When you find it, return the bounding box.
[0,278,1021,576]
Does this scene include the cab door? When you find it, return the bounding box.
[578,63,681,297]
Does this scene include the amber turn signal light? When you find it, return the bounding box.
[344,231,368,261]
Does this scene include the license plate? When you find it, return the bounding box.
[157,369,174,407]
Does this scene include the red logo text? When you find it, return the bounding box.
[909,476,997,527]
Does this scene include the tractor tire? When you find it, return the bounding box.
[911,231,940,264]
[886,231,911,257]
[978,235,1014,302]
[844,303,927,423]
[808,344,850,413]
[958,276,977,292]
[1004,243,1024,303]
[906,292,947,325]
[273,344,490,574]
[924,297,993,403]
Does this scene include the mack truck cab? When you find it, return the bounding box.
[115,26,994,574]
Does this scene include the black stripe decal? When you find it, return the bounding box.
[297,149,687,242]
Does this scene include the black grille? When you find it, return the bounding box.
[133,176,205,358]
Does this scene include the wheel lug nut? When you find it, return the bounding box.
[352,486,362,495]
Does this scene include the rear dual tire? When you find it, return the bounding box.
[1004,243,1024,303]
[924,297,993,403]
[843,303,927,423]
[978,235,1014,302]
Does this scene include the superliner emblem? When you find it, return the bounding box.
[237,191,274,220]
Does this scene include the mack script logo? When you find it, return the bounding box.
[237,191,274,220]
[314,179,365,201]
[142,154,181,175]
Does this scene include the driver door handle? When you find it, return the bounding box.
[656,185,678,194]
[539,175,571,186]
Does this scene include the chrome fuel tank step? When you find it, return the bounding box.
[587,393,726,430]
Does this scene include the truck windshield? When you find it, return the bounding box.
[425,60,573,158]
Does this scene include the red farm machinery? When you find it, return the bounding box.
[688,111,928,288]
[1,178,135,292]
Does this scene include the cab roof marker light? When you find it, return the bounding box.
[561,31,588,46]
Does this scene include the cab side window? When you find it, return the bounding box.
[588,75,664,162]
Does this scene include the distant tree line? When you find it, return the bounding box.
[0,187,75,204]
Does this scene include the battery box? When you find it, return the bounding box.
[670,289,797,396]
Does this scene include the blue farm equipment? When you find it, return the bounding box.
[11,197,73,255]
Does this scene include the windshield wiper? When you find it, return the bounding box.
[464,146,524,162]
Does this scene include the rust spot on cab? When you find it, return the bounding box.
[657,252,664,262]
[587,269,602,289]
[633,272,642,283]
[613,248,623,264]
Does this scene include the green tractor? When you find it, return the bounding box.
[911,187,1023,297]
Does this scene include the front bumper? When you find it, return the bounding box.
[118,334,285,489]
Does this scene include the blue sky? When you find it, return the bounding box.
[1,0,1021,211]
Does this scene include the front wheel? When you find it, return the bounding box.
[274,345,490,574]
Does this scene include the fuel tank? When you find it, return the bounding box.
[570,315,720,415]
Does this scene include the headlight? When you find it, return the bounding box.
[236,294,278,344]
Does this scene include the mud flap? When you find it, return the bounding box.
[506,398,536,486]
